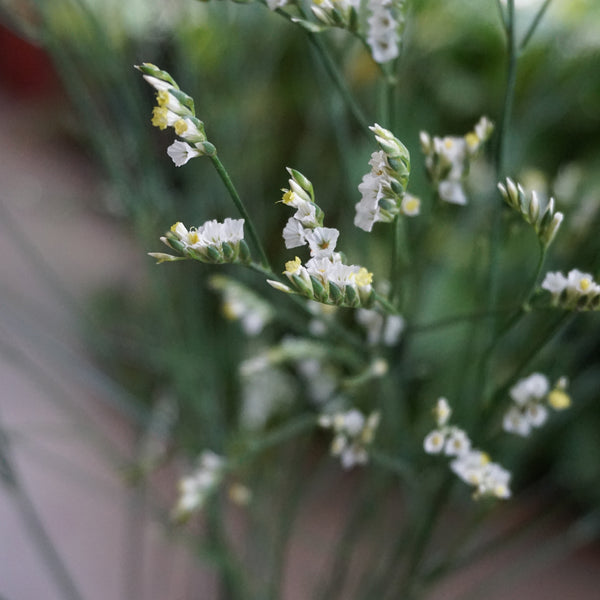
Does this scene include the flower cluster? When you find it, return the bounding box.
[420,116,494,205]
[541,269,600,311]
[209,275,274,336]
[503,373,571,437]
[172,451,226,521]
[424,398,511,499]
[136,63,215,166]
[318,409,380,469]
[269,169,376,307]
[150,219,251,265]
[497,178,563,249]
[367,0,406,64]
[355,124,419,232]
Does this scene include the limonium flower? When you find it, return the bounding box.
[424,398,511,500]
[541,269,600,310]
[137,63,215,166]
[355,124,418,232]
[150,218,251,265]
[271,168,376,308]
[367,0,401,64]
[318,409,380,469]
[503,373,571,437]
[497,177,564,249]
[172,451,226,521]
[420,116,494,205]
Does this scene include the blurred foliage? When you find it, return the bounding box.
[2,0,600,594]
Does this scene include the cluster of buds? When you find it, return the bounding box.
[497,178,564,249]
[503,373,571,437]
[286,0,405,64]
[308,0,360,32]
[136,63,215,166]
[172,451,226,521]
[541,269,600,311]
[355,123,419,232]
[150,219,251,265]
[270,169,376,307]
[318,409,381,469]
[420,116,494,205]
[209,275,274,336]
[424,398,511,499]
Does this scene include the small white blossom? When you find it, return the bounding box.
[167,140,202,167]
[319,408,380,469]
[282,217,307,249]
[424,430,445,454]
[305,227,340,258]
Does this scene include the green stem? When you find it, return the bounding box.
[275,6,371,135]
[209,154,271,269]
[519,0,554,51]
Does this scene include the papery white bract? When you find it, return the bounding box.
[167,140,202,167]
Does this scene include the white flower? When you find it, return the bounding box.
[567,269,597,295]
[167,140,202,167]
[503,406,532,437]
[282,217,307,249]
[319,408,380,469]
[294,201,319,227]
[196,218,245,247]
[525,403,548,428]
[355,178,385,232]
[142,74,172,92]
[367,0,399,64]
[438,180,467,205]
[424,430,445,454]
[444,428,471,456]
[541,271,568,295]
[510,373,549,406]
[433,397,451,427]
[401,194,421,216]
[305,227,340,258]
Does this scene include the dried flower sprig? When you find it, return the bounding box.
[150,219,251,265]
[498,177,564,249]
[420,116,494,206]
[424,398,511,500]
[503,373,571,437]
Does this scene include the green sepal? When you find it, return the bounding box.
[238,240,251,264]
[286,168,314,201]
[345,285,360,307]
[169,88,195,116]
[222,242,235,261]
[348,7,358,32]
[165,233,186,253]
[310,276,328,303]
[198,141,217,156]
[206,245,222,263]
[135,63,179,89]
[292,273,313,297]
[328,282,344,305]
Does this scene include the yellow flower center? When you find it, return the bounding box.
[156,89,170,107]
[174,119,188,135]
[404,197,420,213]
[152,106,169,130]
[547,389,571,410]
[282,189,295,204]
[354,268,373,287]
[580,278,591,291]
[444,138,454,150]
[465,132,479,150]
[285,256,302,274]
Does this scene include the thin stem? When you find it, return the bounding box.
[495,0,518,178]
[209,154,271,269]
[0,420,85,600]
[519,0,554,51]
[275,6,371,135]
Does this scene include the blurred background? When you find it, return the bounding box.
[1,0,599,598]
